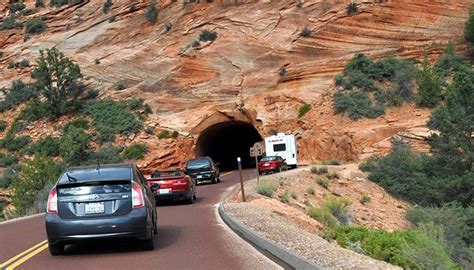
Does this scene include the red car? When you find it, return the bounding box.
[258,156,288,175]
[147,170,196,204]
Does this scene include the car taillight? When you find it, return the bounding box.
[132,183,144,208]
[47,187,58,214]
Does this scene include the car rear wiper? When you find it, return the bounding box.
[66,173,77,183]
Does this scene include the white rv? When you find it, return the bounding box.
[264,133,298,168]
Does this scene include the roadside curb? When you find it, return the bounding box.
[218,203,323,270]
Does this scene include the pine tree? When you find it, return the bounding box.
[32,47,83,118]
[416,53,442,107]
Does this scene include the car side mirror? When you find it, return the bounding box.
[150,183,160,191]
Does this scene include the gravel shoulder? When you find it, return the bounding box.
[223,167,403,270]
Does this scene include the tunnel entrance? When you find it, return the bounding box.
[196,121,262,171]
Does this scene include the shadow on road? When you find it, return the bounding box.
[63,225,181,255]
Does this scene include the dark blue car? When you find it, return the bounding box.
[45,163,158,255]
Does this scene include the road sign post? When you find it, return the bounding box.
[250,142,265,184]
[237,157,245,202]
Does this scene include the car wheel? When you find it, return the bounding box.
[185,195,194,204]
[153,212,158,234]
[193,192,197,200]
[217,176,221,183]
[278,167,282,173]
[212,176,217,184]
[142,229,155,251]
[48,243,64,256]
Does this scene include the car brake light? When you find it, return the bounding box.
[47,187,58,214]
[132,183,144,208]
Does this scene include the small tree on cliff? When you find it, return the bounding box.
[32,47,83,118]
[416,53,442,107]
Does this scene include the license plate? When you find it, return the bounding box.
[197,175,203,179]
[85,202,105,214]
[159,188,171,194]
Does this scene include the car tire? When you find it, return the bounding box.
[212,176,217,184]
[217,176,221,183]
[48,243,64,256]
[185,195,194,204]
[193,193,197,200]
[153,212,158,234]
[142,229,155,251]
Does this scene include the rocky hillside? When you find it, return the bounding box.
[0,0,471,171]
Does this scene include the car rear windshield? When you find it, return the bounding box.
[58,167,131,184]
[58,183,131,196]
[186,159,211,169]
[260,156,278,161]
[152,171,184,178]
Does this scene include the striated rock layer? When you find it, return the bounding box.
[0,0,471,171]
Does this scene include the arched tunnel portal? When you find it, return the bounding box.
[195,121,262,171]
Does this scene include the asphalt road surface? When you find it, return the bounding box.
[0,169,281,270]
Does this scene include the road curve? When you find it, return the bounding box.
[0,169,281,270]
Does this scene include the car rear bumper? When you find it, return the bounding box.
[190,173,216,182]
[45,208,152,245]
[154,190,191,201]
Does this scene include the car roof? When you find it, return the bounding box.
[58,163,134,184]
[187,157,212,162]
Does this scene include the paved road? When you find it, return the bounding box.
[0,169,280,270]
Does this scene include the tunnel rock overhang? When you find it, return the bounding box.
[191,109,263,171]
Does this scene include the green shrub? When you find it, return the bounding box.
[316,178,329,188]
[1,16,23,30]
[406,203,473,268]
[308,196,351,226]
[278,177,286,187]
[310,165,318,174]
[0,120,6,132]
[359,194,371,204]
[347,2,358,16]
[171,130,179,138]
[103,0,112,14]
[35,0,45,8]
[307,187,315,195]
[0,134,32,152]
[127,98,152,114]
[416,54,442,108]
[116,82,125,90]
[20,98,48,121]
[317,166,328,174]
[157,130,170,139]
[86,99,143,143]
[64,117,89,131]
[129,3,136,12]
[327,226,459,269]
[9,2,26,13]
[85,89,99,99]
[89,145,124,165]
[50,0,68,7]
[298,103,311,118]
[144,2,158,23]
[122,143,148,160]
[108,15,116,23]
[255,182,277,197]
[279,191,289,203]
[0,153,19,167]
[322,159,341,165]
[434,43,466,80]
[0,165,20,188]
[12,155,61,213]
[145,126,155,134]
[0,80,38,113]
[59,126,92,166]
[199,29,217,42]
[333,90,384,120]
[28,135,61,156]
[300,26,311,37]
[7,59,30,69]
[24,18,46,34]
[465,4,474,47]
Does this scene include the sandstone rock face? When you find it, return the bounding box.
[0,0,470,171]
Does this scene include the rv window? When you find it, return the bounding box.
[273,143,286,152]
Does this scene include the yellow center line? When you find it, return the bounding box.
[0,240,47,268]
[221,171,234,177]
[5,243,48,270]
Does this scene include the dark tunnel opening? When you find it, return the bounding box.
[196,121,263,171]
